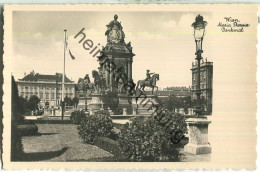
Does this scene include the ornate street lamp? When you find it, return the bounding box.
[184,14,211,155]
[192,14,207,116]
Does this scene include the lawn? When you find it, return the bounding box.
[20,123,210,162]
[21,124,113,161]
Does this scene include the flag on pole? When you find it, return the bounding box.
[69,49,75,60]
[65,36,68,49]
[65,36,76,60]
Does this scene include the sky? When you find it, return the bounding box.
[12,11,213,88]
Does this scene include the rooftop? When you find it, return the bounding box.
[18,71,74,83]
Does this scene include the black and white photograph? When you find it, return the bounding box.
[2,4,257,169]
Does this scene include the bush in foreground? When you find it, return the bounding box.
[94,136,121,156]
[118,112,187,162]
[70,110,87,124]
[77,110,114,144]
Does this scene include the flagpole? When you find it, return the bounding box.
[62,29,67,120]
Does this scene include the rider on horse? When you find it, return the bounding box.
[136,70,159,94]
[145,69,154,82]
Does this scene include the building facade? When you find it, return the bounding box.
[191,59,213,115]
[16,71,76,108]
[144,86,192,98]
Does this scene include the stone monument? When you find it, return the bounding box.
[96,14,135,114]
[78,14,160,116]
[184,117,211,154]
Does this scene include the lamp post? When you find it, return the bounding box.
[191,14,207,117]
[184,14,211,155]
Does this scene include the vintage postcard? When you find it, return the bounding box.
[2,4,257,170]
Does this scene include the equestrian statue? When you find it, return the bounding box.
[136,70,159,94]
[77,74,95,93]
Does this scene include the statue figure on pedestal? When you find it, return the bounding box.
[136,70,160,94]
[92,70,106,93]
[77,78,85,91]
[144,69,155,82]
[84,74,90,84]
[127,79,136,95]
[77,75,95,93]
[126,42,132,52]
[105,15,125,44]
[117,73,128,94]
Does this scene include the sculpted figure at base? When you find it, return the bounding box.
[92,70,106,93]
[77,78,85,91]
[77,75,95,93]
[117,73,128,94]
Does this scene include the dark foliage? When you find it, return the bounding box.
[11,75,23,160]
[118,112,187,162]
[17,124,38,136]
[27,95,41,111]
[159,95,207,113]
[159,95,192,112]
[77,110,114,144]
[72,97,79,108]
[94,136,121,156]
[18,96,28,114]
[70,110,87,124]
[18,95,41,114]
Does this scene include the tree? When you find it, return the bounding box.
[27,95,40,111]
[11,75,24,160]
[72,97,79,108]
[159,95,193,112]
[18,96,28,114]
[64,96,73,106]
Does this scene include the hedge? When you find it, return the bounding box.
[118,111,187,162]
[17,124,38,136]
[94,136,122,157]
[77,110,114,144]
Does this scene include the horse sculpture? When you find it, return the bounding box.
[77,77,95,93]
[92,70,106,93]
[136,74,159,94]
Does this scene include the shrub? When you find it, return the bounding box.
[118,112,187,162]
[11,125,24,161]
[17,124,38,136]
[15,113,25,125]
[77,110,114,144]
[94,136,121,156]
[70,110,87,124]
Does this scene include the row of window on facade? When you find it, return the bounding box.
[191,83,208,90]
[20,92,74,99]
[19,85,74,91]
[192,71,207,83]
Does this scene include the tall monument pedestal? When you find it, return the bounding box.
[134,95,159,115]
[88,93,103,112]
[118,94,132,114]
[78,96,92,110]
[184,117,211,155]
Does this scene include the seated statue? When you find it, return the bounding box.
[105,15,125,44]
